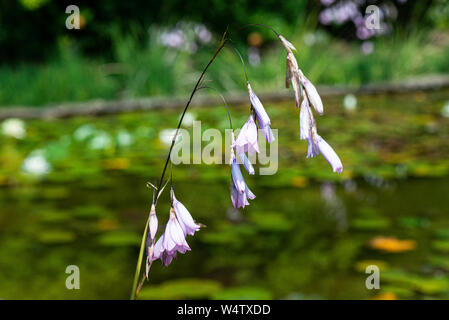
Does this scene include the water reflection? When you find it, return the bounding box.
[1,175,448,299]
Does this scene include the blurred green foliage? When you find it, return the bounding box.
[0,1,448,107]
[0,28,448,107]
[0,0,308,63]
[1,0,445,63]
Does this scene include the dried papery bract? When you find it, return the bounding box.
[278,33,342,173]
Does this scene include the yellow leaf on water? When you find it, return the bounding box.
[369,236,416,253]
[102,158,130,170]
[291,176,308,188]
[97,218,118,231]
[371,292,397,300]
[355,260,388,272]
[0,175,8,185]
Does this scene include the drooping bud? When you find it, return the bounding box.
[247,82,270,128]
[235,114,259,156]
[149,203,158,242]
[317,135,343,173]
[303,78,323,115]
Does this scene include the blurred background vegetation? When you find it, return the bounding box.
[1,0,449,300]
[0,0,448,106]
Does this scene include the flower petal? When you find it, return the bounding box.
[235,115,259,155]
[231,158,246,192]
[279,35,297,51]
[303,78,323,115]
[173,195,200,236]
[260,124,275,143]
[317,135,343,173]
[307,130,320,158]
[299,98,311,140]
[152,234,164,261]
[238,153,255,175]
[248,83,270,127]
[149,205,158,241]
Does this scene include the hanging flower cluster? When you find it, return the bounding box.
[228,34,343,210]
[145,189,201,276]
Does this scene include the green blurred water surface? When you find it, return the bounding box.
[1,89,449,299]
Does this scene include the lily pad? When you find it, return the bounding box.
[37,230,76,244]
[98,231,140,246]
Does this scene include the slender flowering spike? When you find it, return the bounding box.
[235,114,259,155]
[162,208,191,255]
[302,77,323,115]
[299,98,311,140]
[317,135,343,173]
[148,203,158,242]
[247,82,270,128]
[172,192,201,236]
[238,153,255,175]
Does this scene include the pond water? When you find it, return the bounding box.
[0,89,449,299]
[1,175,449,299]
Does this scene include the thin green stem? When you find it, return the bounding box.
[154,33,228,202]
[130,32,228,300]
[130,216,149,300]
